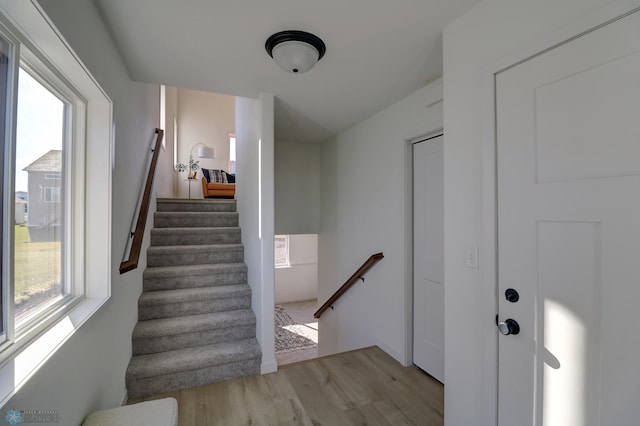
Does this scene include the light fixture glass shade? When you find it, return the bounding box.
[271,40,320,74]
[196,146,215,159]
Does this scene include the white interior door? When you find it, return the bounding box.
[413,135,444,383]
[496,10,640,425]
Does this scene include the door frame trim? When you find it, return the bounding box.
[404,128,443,368]
[410,133,444,379]
[480,1,640,424]
[400,82,444,367]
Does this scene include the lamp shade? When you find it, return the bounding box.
[196,146,215,159]
[265,31,326,74]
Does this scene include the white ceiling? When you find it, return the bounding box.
[94,0,481,143]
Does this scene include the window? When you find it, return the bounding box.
[44,186,61,203]
[159,85,166,151]
[0,1,112,407]
[274,235,290,268]
[229,134,236,174]
[2,34,80,347]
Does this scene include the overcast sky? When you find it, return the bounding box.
[15,68,64,192]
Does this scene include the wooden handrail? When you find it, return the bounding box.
[119,128,164,274]
[314,252,384,318]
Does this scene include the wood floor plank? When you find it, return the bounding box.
[127,346,444,425]
[317,352,386,406]
[345,402,394,426]
[282,360,356,424]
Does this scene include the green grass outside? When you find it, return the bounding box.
[14,225,61,315]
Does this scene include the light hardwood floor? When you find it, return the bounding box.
[128,346,443,425]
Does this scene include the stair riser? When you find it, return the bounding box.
[154,215,238,228]
[126,358,260,399]
[147,250,244,267]
[157,202,236,213]
[151,230,240,246]
[133,324,256,355]
[143,271,248,291]
[138,295,251,320]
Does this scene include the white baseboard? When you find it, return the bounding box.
[261,361,278,374]
[375,341,406,366]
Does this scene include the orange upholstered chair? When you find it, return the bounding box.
[201,169,235,199]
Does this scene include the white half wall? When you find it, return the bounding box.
[275,234,318,304]
[176,89,235,198]
[442,1,625,424]
[4,1,159,424]
[318,79,443,365]
[275,142,321,234]
[235,93,276,374]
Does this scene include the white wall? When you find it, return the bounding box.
[318,79,443,364]
[5,1,159,424]
[176,89,235,198]
[442,1,621,424]
[235,93,276,374]
[275,234,318,304]
[275,142,321,234]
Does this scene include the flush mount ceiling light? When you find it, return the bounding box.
[265,30,326,74]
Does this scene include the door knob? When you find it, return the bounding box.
[497,319,520,335]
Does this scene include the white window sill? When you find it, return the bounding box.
[275,262,318,269]
[275,264,291,269]
[0,296,108,408]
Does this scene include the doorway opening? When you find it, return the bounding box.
[274,234,319,365]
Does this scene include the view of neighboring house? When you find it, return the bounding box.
[22,150,62,241]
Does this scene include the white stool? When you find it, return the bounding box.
[82,397,178,426]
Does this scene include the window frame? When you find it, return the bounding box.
[2,39,87,354]
[0,19,17,349]
[0,1,113,407]
[12,56,90,340]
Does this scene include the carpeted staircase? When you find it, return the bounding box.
[125,199,262,399]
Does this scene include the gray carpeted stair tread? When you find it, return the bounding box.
[126,358,260,399]
[138,284,250,306]
[142,263,247,291]
[146,244,244,267]
[155,211,239,218]
[126,338,261,380]
[151,226,240,234]
[147,243,244,254]
[144,262,247,279]
[151,227,241,246]
[133,327,256,356]
[133,309,256,339]
[157,199,236,213]
[154,211,238,228]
